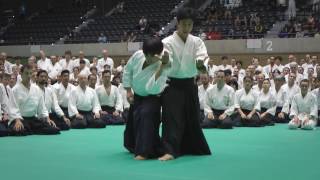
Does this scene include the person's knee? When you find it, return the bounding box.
[301,121,316,130]
[288,121,299,130]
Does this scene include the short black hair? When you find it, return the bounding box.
[88,74,96,80]
[236,60,243,66]
[229,79,238,90]
[142,37,163,56]
[300,79,309,84]
[61,69,70,76]
[80,59,86,64]
[102,70,111,76]
[73,66,80,71]
[243,76,254,82]
[216,70,225,75]
[224,69,232,76]
[90,66,98,72]
[176,7,196,22]
[275,56,282,61]
[221,56,228,60]
[20,64,33,74]
[37,69,48,77]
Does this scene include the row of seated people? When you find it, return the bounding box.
[0,52,319,137]
[198,55,320,129]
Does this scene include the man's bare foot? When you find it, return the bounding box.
[158,154,174,161]
[134,155,146,160]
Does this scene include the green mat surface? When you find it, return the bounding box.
[1,124,319,180]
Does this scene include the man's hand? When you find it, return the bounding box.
[207,112,214,120]
[13,119,24,132]
[113,111,120,117]
[293,116,300,125]
[100,111,108,115]
[161,51,169,65]
[278,112,285,119]
[63,116,71,127]
[47,119,57,128]
[219,113,227,121]
[94,112,100,119]
[126,90,134,104]
[76,113,84,120]
[240,113,247,119]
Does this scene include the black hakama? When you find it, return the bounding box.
[259,108,275,126]
[274,106,290,123]
[71,110,106,129]
[49,113,70,131]
[201,109,233,129]
[233,109,261,127]
[124,94,162,158]
[21,117,60,135]
[101,105,125,125]
[0,121,8,137]
[161,78,211,158]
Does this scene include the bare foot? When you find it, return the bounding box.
[134,155,146,160]
[158,154,174,161]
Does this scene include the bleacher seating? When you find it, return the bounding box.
[65,0,181,43]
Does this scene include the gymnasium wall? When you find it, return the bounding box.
[1,38,320,67]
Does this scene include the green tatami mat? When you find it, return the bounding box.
[1,124,319,180]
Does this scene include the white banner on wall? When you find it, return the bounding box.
[127,42,141,52]
[30,45,41,54]
[246,39,262,49]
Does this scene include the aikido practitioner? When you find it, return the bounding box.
[68,73,106,129]
[160,7,211,161]
[96,70,124,125]
[288,79,318,130]
[122,37,171,160]
[12,65,60,135]
[53,70,75,119]
[311,76,320,126]
[258,79,276,126]
[37,70,71,130]
[272,75,290,123]
[198,72,213,123]
[202,70,234,129]
[233,76,261,127]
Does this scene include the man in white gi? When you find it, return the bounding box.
[68,73,105,129]
[202,70,235,129]
[288,79,318,130]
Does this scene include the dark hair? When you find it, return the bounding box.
[229,79,238,90]
[224,69,232,76]
[236,60,243,66]
[88,74,96,80]
[73,66,80,71]
[80,59,86,64]
[221,56,228,60]
[142,37,163,56]
[61,69,70,76]
[243,76,254,82]
[275,56,282,62]
[90,66,97,72]
[37,69,48,77]
[176,7,196,22]
[300,79,309,84]
[65,50,72,55]
[20,64,33,74]
[272,69,281,75]
[102,70,111,76]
